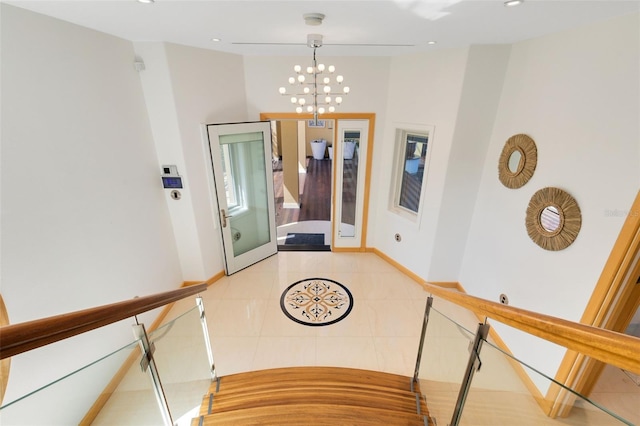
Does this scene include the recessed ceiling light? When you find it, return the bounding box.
[137,0,154,3]
[427,41,437,45]
[504,0,523,6]
[211,38,221,42]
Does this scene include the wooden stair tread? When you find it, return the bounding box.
[200,386,426,416]
[209,378,421,399]
[191,367,434,426]
[193,403,428,425]
[213,366,415,393]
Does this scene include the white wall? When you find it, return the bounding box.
[428,45,511,280]
[133,42,249,280]
[1,5,182,423]
[133,42,207,280]
[459,13,640,382]
[372,48,470,278]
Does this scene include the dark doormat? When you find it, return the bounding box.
[285,233,325,245]
[279,233,330,251]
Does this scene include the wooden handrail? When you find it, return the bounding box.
[0,283,207,360]
[423,282,640,375]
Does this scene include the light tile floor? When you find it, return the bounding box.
[199,251,428,377]
[93,252,635,426]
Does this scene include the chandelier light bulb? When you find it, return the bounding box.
[328,65,335,73]
[336,75,344,83]
[299,98,306,105]
[296,106,303,113]
[323,77,330,84]
[306,66,314,74]
[298,75,305,83]
[303,87,310,94]
[294,65,302,73]
[325,96,331,103]
[343,86,350,94]
[329,106,335,112]
[288,77,295,84]
[290,96,297,103]
[307,105,314,112]
[318,107,325,114]
[336,96,343,104]
[323,86,331,93]
[279,87,286,94]
[318,64,325,72]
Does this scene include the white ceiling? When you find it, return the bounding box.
[5,0,639,56]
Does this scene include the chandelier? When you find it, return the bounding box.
[278,34,350,124]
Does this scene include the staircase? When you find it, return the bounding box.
[191,366,434,425]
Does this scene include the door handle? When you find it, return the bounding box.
[221,209,233,228]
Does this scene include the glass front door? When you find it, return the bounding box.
[206,122,277,274]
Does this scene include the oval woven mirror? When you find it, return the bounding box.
[525,187,581,251]
[498,134,537,189]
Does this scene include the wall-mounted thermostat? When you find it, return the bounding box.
[161,164,183,189]
[162,176,183,189]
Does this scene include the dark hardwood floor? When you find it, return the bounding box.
[273,157,332,227]
[273,153,357,250]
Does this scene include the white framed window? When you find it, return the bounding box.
[389,125,434,223]
[220,144,240,209]
[219,140,251,217]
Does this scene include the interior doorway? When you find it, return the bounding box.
[262,112,375,253]
[270,118,334,251]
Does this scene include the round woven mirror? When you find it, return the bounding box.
[525,187,581,251]
[498,134,537,189]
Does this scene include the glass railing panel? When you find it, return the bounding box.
[588,361,640,426]
[459,335,634,425]
[416,297,477,424]
[91,303,212,425]
[148,303,213,426]
[90,337,164,426]
[0,339,143,425]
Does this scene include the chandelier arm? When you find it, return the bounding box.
[281,91,346,95]
[280,92,346,98]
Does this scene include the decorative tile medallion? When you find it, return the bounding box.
[280,278,353,327]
